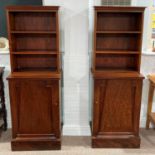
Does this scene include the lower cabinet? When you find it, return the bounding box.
[8,78,61,151]
[92,78,143,148]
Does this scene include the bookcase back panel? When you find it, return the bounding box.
[13,55,57,72]
[96,34,140,51]
[12,34,57,51]
[10,12,56,31]
[95,54,138,71]
[97,12,142,31]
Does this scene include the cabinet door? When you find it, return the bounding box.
[93,79,142,136]
[9,79,60,139]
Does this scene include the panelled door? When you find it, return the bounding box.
[9,79,60,140]
[93,79,143,137]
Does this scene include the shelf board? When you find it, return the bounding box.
[96,31,141,34]
[8,71,61,79]
[94,68,137,73]
[11,31,56,34]
[14,67,57,72]
[92,70,144,79]
[95,51,140,54]
[7,6,59,12]
[12,51,58,55]
[150,113,155,125]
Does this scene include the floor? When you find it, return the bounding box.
[0,129,155,155]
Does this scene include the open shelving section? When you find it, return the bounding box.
[7,6,60,73]
[93,7,144,73]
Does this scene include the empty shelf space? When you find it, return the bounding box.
[96,12,142,31]
[95,51,140,54]
[14,67,57,72]
[11,33,57,51]
[12,51,58,55]
[96,67,136,73]
[12,54,58,72]
[96,31,141,34]
[96,33,141,51]
[11,30,57,34]
[95,54,139,72]
[94,68,139,73]
[9,12,57,31]
[95,68,137,72]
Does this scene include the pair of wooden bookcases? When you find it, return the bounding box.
[6,6,145,151]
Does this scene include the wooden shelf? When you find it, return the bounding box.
[95,54,139,72]
[14,67,57,72]
[95,68,137,73]
[96,33,140,52]
[96,31,141,34]
[11,31,56,34]
[12,52,58,55]
[95,6,145,12]
[7,6,59,12]
[12,54,58,73]
[8,71,61,79]
[92,70,144,79]
[95,51,140,54]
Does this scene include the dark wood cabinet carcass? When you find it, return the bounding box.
[6,6,62,151]
[91,6,145,148]
[8,78,61,150]
[92,76,143,148]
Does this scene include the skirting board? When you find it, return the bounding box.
[63,125,91,136]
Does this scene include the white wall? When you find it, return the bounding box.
[141,54,155,127]
[43,0,90,135]
[136,0,153,50]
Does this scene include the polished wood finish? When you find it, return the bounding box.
[0,67,7,132]
[92,6,145,148]
[6,6,61,151]
[93,6,144,73]
[146,75,155,129]
[6,6,60,73]
[8,78,61,151]
[92,78,143,148]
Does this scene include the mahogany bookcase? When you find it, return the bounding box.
[91,6,145,148]
[6,6,61,151]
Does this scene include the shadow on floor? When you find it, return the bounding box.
[0,129,11,143]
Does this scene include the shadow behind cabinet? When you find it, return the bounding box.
[92,7,145,148]
[6,6,61,151]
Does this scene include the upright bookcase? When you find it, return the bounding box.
[92,6,145,148]
[7,6,61,151]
